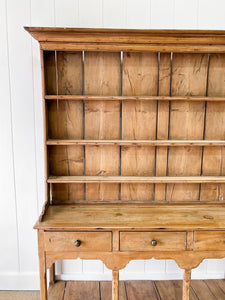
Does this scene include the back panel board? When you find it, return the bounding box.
[44,50,225,204]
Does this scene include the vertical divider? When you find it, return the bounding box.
[154,52,160,201]
[119,51,123,201]
[40,50,50,216]
[82,50,86,201]
[166,52,173,200]
[199,53,210,201]
[155,52,172,201]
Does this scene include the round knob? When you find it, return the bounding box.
[151,239,157,246]
[75,240,81,247]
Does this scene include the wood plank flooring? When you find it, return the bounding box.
[1,280,225,300]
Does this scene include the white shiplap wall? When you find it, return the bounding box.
[1,0,225,290]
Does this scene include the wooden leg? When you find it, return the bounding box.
[38,230,48,300]
[112,270,119,300]
[49,263,55,285]
[183,269,191,300]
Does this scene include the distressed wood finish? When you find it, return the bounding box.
[201,53,225,201]
[167,53,208,201]
[122,52,157,201]
[25,27,225,300]
[84,51,121,201]
[155,53,171,201]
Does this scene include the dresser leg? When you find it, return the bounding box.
[183,269,191,300]
[49,263,55,285]
[112,270,119,300]
[38,230,48,300]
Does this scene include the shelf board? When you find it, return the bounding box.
[46,139,225,146]
[45,95,225,102]
[47,175,225,184]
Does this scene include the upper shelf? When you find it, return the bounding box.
[24,27,225,52]
[46,139,225,146]
[45,95,225,102]
[47,176,225,184]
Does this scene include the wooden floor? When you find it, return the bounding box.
[1,280,225,300]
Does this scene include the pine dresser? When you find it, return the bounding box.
[25,27,225,300]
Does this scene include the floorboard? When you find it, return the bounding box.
[191,280,221,300]
[1,280,225,300]
[100,281,127,300]
[63,281,100,300]
[125,280,159,300]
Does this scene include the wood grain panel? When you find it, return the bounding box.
[48,51,84,203]
[48,146,84,176]
[167,53,208,201]
[47,100,83,139]
[44,51,56,95]
[86,146,120,200]
[155,53,171,201]
[84,52,121,201]
[84,52,121,96]
[48,145,84,201]
[201,54,225,201]
[52,183,84,204]
[122,52,158,201]
[57,51,82,95]
[121,146,155,201]
[85,100,120,140]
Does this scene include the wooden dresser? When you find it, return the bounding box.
[25,27,225,300]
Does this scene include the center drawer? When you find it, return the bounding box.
[44,231,112,252]
[120,231,187,251]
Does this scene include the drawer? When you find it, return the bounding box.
[120,231,187,251]
[44,231,112,252]
[194,231,225,251]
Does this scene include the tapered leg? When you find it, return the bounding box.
[183,269,191,300]
[49,263,55,285]
[38,230,47,300]
[112,270,119,300]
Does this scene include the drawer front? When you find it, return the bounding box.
[120,232,187,251]
[194,231,225,251]
[44,231,112,252]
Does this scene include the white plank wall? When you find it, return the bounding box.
[1,0,225,290]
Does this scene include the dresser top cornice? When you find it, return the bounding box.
[25,27,225,52]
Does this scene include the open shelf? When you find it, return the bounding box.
[46,139,225,146]
[47,175,225,184]
[45,95,225,101]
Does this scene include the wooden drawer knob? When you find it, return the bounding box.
[151,239,157,246]
[74,240,81,247]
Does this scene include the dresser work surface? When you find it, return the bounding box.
[25,27,225,300]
